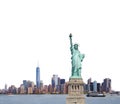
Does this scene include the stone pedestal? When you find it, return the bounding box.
[66,78,85,104]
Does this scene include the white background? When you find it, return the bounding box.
[0,0,120,91]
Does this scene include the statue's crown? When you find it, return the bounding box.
[74,43,78,46]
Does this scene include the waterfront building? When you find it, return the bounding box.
[8,85,17,94]
[40,80,43,89]
[58,77,61,85]
[43,85,48,93]
[20,84,25,94]
[60,79,65,93]
[23,80,28,87]
[60,79,65,84]
[90,82,93,91]
[60,84,64,94]
[97,83,101,93]
[64,82,68,94]
[56,85,61,93]
[34,87,41,94]
[5,84,7,91]
[53,74,58,87]
[93,81,97,92]
[22,80,35,94]
[84,84,88,93]
[23,80,28,93]
[87,78,92,92]
[28,81,34,89]
[36,66,40,88]
[48,84,52,93]
[51,74,58,92]
[27,81,34,94]
[28,87,33,94]
[102,78,111,93]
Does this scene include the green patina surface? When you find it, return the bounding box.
[69,33,85,78]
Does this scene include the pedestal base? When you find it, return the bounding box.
[66,78,85,104]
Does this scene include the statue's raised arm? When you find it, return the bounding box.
[69,33,73,54]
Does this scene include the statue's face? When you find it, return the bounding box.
[74,44,78,50]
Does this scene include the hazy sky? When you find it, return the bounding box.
[0,0,120,91]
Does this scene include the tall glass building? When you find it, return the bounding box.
[51,74,58,88]
[36,66,40,88]
[93,81,97,92]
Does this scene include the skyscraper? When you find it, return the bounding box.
[60,79,65,84]
[51,74,59,92]
[102,78,111,93]
[51,74,58,88]
[5,84,7,91]
[93,81,97,92]
[36,66,40,88]
[87,78,92,92]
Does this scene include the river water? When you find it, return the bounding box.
[0,94,120,104]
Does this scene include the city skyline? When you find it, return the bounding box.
[0,74,112,94]
[0,1,120,91]
[0,70,114,92]
[0,75,113,95]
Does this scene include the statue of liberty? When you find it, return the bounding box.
[69,33,85,78]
